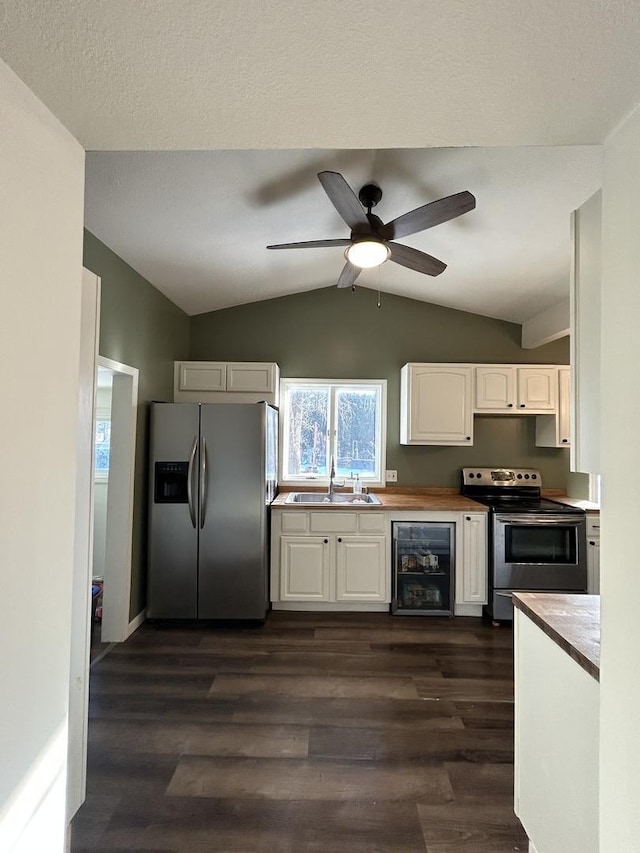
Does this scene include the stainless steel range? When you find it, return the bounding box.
[461,467,587,622]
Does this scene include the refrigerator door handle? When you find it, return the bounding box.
[187,436,198,528]
[200,436,208,529]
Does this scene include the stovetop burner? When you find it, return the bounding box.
[460,467,584,515]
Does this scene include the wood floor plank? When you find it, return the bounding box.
[316,628,482,644]
[415,676,514,703]
[92,798,429,853]
[231,695,465,731]
[417,802,528,852]
[209,672,421,700]
[308,726,514,763]
[166,755,455,803]
[89,719,309,758]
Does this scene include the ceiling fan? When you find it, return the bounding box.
[267,171,476,289]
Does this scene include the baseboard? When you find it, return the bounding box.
[454,603,484,617]
[272,602,389,612]
[126,609,146,638]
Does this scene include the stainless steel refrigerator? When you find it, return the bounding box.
[147,402,278,620]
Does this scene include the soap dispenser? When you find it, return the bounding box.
[353,474,362,495]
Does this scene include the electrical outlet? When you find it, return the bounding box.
[385,470,398,482]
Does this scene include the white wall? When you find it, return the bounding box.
[0,58,84,850]
[599,103,640,851]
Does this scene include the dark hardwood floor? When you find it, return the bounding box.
[71,611,528,852]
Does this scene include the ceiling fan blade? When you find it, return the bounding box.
[388,242,447,277]
[267,238,351,250]
[318,171,370,231]
[336,260,363,289]
[381,191,476,240]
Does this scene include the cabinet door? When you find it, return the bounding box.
[587,537,600,594]
[336,536,387,601]
[557,367,571,446]
[280,536,330,600]
[226,362,277,394]
[177,361,226,392]
[474,367,515,411]
[461,514,487,604]
[516,368,557,411]
[402,365,473,445]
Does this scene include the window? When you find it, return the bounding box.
[280,379,387,485]
[94,413,111,480]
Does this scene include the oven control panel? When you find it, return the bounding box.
[461,467,542,487]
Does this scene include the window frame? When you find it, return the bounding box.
[279,377,387,488]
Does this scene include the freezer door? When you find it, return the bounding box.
[198,404,269,619]
[147,403,200,618]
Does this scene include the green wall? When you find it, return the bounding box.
[84,230,190,618]
[190,285,572,488]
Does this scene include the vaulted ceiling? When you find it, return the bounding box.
[2,1,636,320]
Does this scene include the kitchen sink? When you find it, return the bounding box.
[284,492,381,506]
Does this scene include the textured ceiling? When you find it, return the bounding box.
[0,2,624,321]
[1,1,640,150]
[84,147,601,321]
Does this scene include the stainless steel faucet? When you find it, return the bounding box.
[328,455,344,496]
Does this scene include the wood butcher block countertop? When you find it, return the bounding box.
[272,487,488,512]
[513,592,600,681]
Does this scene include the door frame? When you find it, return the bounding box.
[98,355,139,643]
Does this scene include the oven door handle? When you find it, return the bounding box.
[495,515,584,525]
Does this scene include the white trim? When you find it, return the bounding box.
[272,602,389,612]
[98,357,139,644]
[126,609,146,639]
[279,377,387,487]
[67,269,100,822]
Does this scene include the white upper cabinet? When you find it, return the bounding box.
[475,367,516,411]
[536,367,571,448]
[516,367,557,411]
[174,361,279,404]
[475,365,557,413]
[400,364,473,446]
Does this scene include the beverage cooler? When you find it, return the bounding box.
[392,522,455,615]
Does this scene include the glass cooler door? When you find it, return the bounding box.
[392,522,455,615]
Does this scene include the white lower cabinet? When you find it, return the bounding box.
[336,536,386,601]
[586,514,600,594]
[272,508,487,613]
[460,513,488,604]
[280,536,330,601]
[272,511,389,608]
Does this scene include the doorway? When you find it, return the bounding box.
[94,355,139,645]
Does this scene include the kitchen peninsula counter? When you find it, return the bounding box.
[272,488,488,512]
[513,592,600,853]
[513,592,600,680]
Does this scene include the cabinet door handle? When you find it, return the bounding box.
[507,403,513,408]
[562,438,569,443]
[589,540,596,546]
[466,436,471,441]
[519,403,526,408]
[466,516,471,521]
[323,538,328,544]
[337,537,342,543]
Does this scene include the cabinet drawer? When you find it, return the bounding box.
[280,512,309,533]
[586,515,600,536]
[358,512,386,534]
[309,512,358,533]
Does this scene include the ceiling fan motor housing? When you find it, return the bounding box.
[358,183,383,210]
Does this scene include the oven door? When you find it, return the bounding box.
[493,513,587,590]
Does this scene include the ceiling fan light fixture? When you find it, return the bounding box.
[345,239,390,269]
